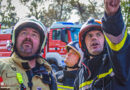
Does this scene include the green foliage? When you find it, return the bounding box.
[0,0,103,27]
[1,0,128,29]
[19,0,73,27]
[44,0,72,26]
[69,0,103,23]
[121,0,130,30]
[20,0,44,20]
[0,0,18,29]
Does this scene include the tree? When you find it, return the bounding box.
[19,0,45,20]
[42,0,72,26]
[69,0,103,23]
[20,0,53,27]
[19,0,104,26]
[19,0,72,27]
[121,0,130,30]
[0,0,18,28]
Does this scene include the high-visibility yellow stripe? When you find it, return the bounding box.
[79,80,93,88]
[97,68,113,78]
[58,88,66,90]
[104,30,128,51]
[58,84,74,90]
[79,68,113,88]
[16,73,23,84]
[58,88,73,90]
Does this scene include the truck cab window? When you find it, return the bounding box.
[71,28,80,41]
[64,30,68,43]
[52,30,61,40]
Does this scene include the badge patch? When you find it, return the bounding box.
[37,87,42,90]
[11,65,16,71]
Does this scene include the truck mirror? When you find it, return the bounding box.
[6,40,12,51]
[61,29,67,43]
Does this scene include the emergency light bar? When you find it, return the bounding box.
[56,22,74,25]
[50,21,81,29]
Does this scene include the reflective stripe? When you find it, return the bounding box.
[79,68,113,89]
[79,85,91,90]
[104,29,128,51]
[16,73,23,84]
[58,84,74,90]
[79,80,93,88]
[97,68,113,78]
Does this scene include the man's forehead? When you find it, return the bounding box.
[87,30,103,35]
[69,49,79,55]
[20,27,39,33]
[69,49,76,52]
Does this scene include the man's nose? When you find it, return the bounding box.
[92,35,97,41]
[26,33,31,38]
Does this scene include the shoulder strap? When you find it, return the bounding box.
[49,71,57,90]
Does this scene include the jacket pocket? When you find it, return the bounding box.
[5,72,20,89]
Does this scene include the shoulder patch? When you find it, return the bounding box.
[37,87,42,90]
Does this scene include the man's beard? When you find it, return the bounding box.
[20,46,33,54]
[20,39,33,55]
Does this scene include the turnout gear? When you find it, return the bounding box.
[74,7,130,90]
[55,41,83,90]
[56,70,78,90]
[74,54,114,90]
[0,53,57,90]
[102,7,130,90]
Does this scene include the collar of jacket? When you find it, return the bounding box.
[64,70,78,79]
[11,52,52,71]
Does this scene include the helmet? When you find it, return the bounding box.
[66,41,84,67]
[79,18,102,52]
[12,18,47,59]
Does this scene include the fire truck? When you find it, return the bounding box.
[0,28,12,57]
[43,22,82,72]
[0,22,82,71]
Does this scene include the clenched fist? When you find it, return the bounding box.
[104,0,120,16]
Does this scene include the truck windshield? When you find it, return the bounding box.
[70,28,80,41]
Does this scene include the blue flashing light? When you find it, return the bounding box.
[56,22,74,25]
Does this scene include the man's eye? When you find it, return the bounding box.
[88,34,92,38]
[31,33,39,38]
[97,33,101,37]
[21,32,27,36]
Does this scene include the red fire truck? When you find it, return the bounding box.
[0,28,12,57]
[43,22,82,71]
[0,22,82,71]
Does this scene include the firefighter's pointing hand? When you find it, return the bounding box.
[104,0,120,16]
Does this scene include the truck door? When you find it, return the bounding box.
[48,28,68,55]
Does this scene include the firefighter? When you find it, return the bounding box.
[55,41,84,90]
[74,0,130,90]
[0,18,57,90]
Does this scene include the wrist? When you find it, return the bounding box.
[105,6,120,17]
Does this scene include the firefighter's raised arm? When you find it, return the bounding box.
[102,0,130,88]
[102,0,126,45]
[104,0,120,16]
